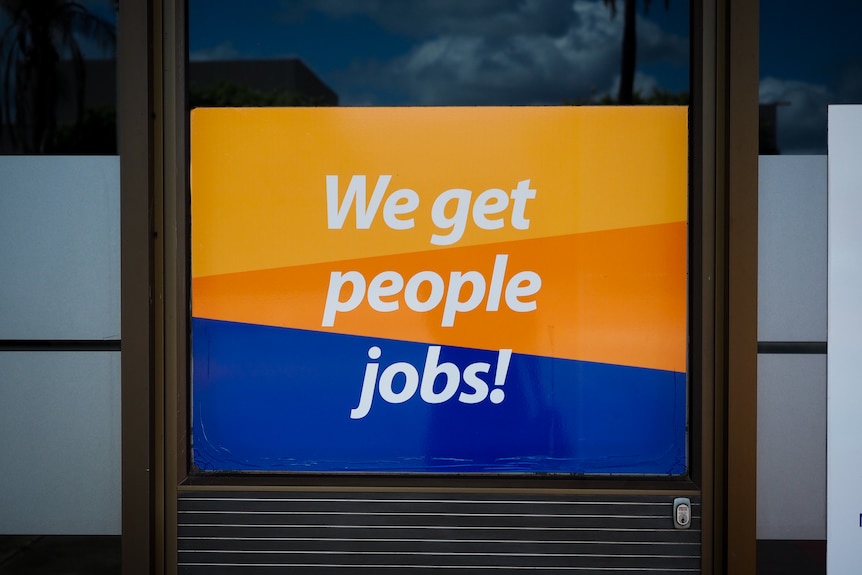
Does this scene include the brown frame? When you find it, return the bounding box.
[119,0,154,573]
[120,0,759,573]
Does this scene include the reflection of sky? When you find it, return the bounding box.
[186,0,862,152]
[189,0,690,106]
[761,0,862,153]
[19,0,859,153]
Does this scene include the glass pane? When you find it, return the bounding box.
[188,1,691,475]
[760,0,862,154]
[0,1,117,154]
[756,1,862,572]
[189,0,690,107]
[0,0,120,552]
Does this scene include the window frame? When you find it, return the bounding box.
[118,0,759,572]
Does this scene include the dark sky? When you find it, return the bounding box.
[760,0,862,153]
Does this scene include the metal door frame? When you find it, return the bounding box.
[119,1,758,572]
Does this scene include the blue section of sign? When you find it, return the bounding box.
[192,318,687,474]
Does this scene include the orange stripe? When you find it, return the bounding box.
[193,222,686,372]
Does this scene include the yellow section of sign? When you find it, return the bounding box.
[191,107,687,279]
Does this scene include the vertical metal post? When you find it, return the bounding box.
[725,0,759,571]
[691,0,719,571]
[119,0,155,573]
[161,2,188,573]
[694,0,758,572]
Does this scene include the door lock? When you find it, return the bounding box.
[673,497,691,529]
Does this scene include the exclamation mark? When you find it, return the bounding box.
[489,349,512,404]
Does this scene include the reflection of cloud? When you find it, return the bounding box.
[284,0,576,39]
[190,41,241,62]
[607,72,660,100]
[638,13,688,68]
[333,1,686,105]
[760,76,831,154]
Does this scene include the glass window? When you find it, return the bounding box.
[760,0,862,154]
[188,0,691,476]
[0,0,121,554]
[189,0,689,107]
[755,1,861,572]
[0,0,117,154]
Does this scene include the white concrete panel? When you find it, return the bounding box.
[0,352,120,535]
[0,156,120,340]
[756,354,826,540]
[827,105,862,573]
[758,155,827,342]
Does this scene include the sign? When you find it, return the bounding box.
[190,107,688,473]
[827,105,862,572]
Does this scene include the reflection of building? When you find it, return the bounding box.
[759,101,789,155]
[56,57,338,119]
[0,58,338,152]
[189,59,338,106]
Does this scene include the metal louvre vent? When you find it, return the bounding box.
[178,491,701,574]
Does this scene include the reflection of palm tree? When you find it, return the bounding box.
[0,0,115,152]
[603,0,669,105]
